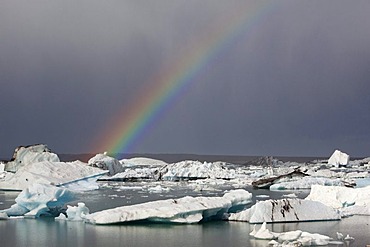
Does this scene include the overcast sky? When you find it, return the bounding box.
[1,0,369,159]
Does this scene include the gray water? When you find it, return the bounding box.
[1,183,369,247]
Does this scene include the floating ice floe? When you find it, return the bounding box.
[227,198,340,223]
[305,184,370,216]
[84,189,252,224]
[147,185,170,193]
[1,183,74,218]
[281,193,297,198]
[251,222,352,246]
[88,153,124,176]
[252,169,308,189]
[0,160,107,191]
[269,176,346,190]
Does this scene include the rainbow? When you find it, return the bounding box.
[93,2,276,157]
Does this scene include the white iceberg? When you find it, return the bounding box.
[328,150,349,167]
[88,153,124,176]
[1,183,74,217]
[228,198,340,223]
[4,144,60,173]
[0,160,107,191]
[160,160,235,180]
[305,184,370,216]
[84,189,252,224]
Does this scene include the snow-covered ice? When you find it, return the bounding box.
[84,189,252,224]
[228,198,340,223]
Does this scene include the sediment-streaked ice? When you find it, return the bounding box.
[227,198,340,223]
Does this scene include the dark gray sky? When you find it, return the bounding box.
[1,0,370,159]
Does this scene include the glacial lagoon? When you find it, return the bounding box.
[1,182,369,247]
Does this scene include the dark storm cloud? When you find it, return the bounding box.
[1,0,369,158]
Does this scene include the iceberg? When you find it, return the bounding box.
[84,189,252,224]
[269,176,345,190]
[252,169,308,189]
[0,160,107,191]
[88,153,124,176]
[159,160,235,181]
[4,144,60,173]
[1,183,74,217]
[328,150,349,167]
[227,198,340,223]
[305,184,370,216]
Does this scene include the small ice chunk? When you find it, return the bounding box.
[0,212,8,219]
[61,202,90,221]
[254,222,277,240]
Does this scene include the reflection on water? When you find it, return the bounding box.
[1,216,369,247]
[1,184,369,247]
